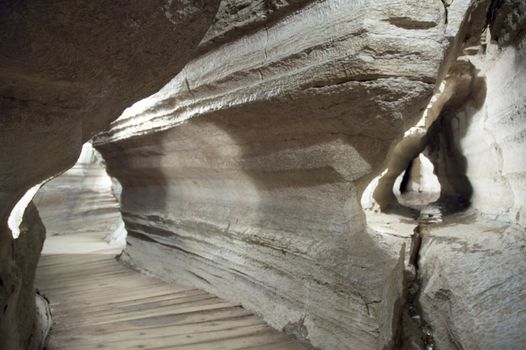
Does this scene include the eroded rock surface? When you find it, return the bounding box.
[418,215,526,350]
[0,0,219,216]
[3,1,524,349]
[34,143,125,252]
[459,37,526,226]
[94,1,492,349]
[0,203,47,350]
[0,2,219,349]
[415,14,526,350]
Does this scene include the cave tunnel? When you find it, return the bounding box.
[1,1,525,350]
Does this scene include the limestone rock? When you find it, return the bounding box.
[418,215,526,349]
[414,18,526,350]
[0,0,219,218]
[488,0,526,47]
[198,0,316,54]
[0,2,219,349]
[459,36,526,226]
[34,292,51,350]
[0,203,47,350]
[94,1,492,349]
[4,1,524,350]
[34,143,124,253]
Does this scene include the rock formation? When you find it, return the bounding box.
[0,203,47,350]
[416,9,526,348]
[365,3,526,349]
[0,1,219,349]
[2,0,525,349]
[93,1,517,349]
[34,143,125,251]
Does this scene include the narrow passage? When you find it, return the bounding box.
[36,226,307,350]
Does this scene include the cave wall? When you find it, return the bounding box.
[33,143,124,248]
[459,36,526,226]
[418,216,526,350]
[0,204,47,350]
[0,2,219,349]
[419,1,526,222]
[94,1,492,349]
[0,0,219,217]
[416,6,526,349]
[3,1,524,350]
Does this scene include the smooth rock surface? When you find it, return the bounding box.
[415,16,526,350]
[418,213,526,350]
[97,125,408,350]
[459,35,526,226]
[34,143,124,250]
[95,1,491,349]
[0,203,47,350]
[0,2,219,349]
[0,0,219,217]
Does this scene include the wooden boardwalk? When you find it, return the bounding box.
[36,236,307,350]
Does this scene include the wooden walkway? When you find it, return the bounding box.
[36,238,307,350]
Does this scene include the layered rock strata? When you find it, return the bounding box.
[0,204,48,350]
[34,143,125,251]
[457,35,526,226]
[416,15,526,350]
[0,2,219,349]
[369,63,476,214]
[418,215,526,350]
[364,5,526,349]
[95,1,492,349]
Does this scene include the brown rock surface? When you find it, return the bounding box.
[0,203,47,350]
[0,0,219,216]
[3,1,526,350]
[94,1,493,349]
[34,143,125,251]
[418,214,526,350]
[0,2,219,349]
[415,13,526,350]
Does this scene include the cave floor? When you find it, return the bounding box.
[36,233,307,350]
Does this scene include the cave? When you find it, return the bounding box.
[1,1,525,350]
[395,153,441,208]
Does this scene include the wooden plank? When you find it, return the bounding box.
[37,236,307,350]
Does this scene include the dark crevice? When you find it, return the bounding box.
[398,224,436,349]
[440,0,449,25]
[399,159,414,194]
[380,51,488,350]
[486,0,502,25]
[187,271,211,285]
[385,17,438,30]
